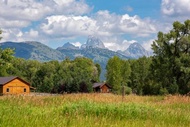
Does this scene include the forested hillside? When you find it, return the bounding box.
[0,41,65,61]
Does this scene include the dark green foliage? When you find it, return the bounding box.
[53,57,97,93]
[159,87,169,95]
[0,48,14,76]
[151,19,190,94]
[128,57,152,95]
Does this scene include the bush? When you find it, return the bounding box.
[159,87,169,95]
[125,86,132,95]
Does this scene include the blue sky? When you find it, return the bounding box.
[0,0,190,51]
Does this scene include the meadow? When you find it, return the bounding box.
[0,93,190,127]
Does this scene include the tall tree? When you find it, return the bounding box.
[33,61,56,92]
[0,48,14,76]
[106,56,122,93]
[106,56,131,94]
[151,19,190,94]
[129,57,152,95]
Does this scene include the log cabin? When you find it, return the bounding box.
[0,76,30,95]
[93,83,111,93]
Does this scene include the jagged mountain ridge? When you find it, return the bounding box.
[57,42,79,50]
[81,36,106,49]
[118,42,151,58]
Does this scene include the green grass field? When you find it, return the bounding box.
[0,93,190,127]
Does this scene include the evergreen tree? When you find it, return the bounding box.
[151,19,190,94]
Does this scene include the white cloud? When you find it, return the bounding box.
[119,14,156,36]
[41,15,97,38]
[0,0,52,21]
[40,11,157,40]
[0,28,40,42]
[0,0,91,29]
[95,11,156,37]
[0,18,29,28]
[71,42,82,47]
[142,39,155,52]
[52,0,92,15]
[105,39,137,51]
[161,0,190,19]
[0,29,22,42]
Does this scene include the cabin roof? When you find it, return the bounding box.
[93,83,111,88]
[0,76,17,85]
[0,76,30,86]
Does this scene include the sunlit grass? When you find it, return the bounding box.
[0,93,190,127]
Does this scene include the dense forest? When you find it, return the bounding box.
[1,20,190,95]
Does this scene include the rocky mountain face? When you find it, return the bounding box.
[118,42,151,59]
[81,36,106,49]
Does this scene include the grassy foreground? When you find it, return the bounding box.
[0,94,190,127]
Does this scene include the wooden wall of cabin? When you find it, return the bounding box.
[101,85,109,93]
[3,79,30,95]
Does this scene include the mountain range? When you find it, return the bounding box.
[0,36,151,80]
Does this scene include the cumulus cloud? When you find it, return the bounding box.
[161,0,190,19]
[104,39,137,51]
[40,11,157,39]
[0,28,40,42]
[142,39,155,52]
[52,0,92,15]
[0,18,29,28]
[0,0,91,29]
[96,11,156,37]
[0,0,52,21]
[71,42,82,48]
[119,14,156,36]
[40,15,97,38]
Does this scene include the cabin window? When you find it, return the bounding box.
[24,88,26,92]
[6,88,9,92]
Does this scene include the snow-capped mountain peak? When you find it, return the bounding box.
[82,36,106,49]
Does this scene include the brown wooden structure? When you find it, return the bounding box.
[93,83,111,93]
[0,76,30,95]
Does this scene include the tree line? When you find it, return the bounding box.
[1,19,190,95]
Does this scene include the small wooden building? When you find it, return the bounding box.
[93,83,111,93]
[0,76,30,95]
